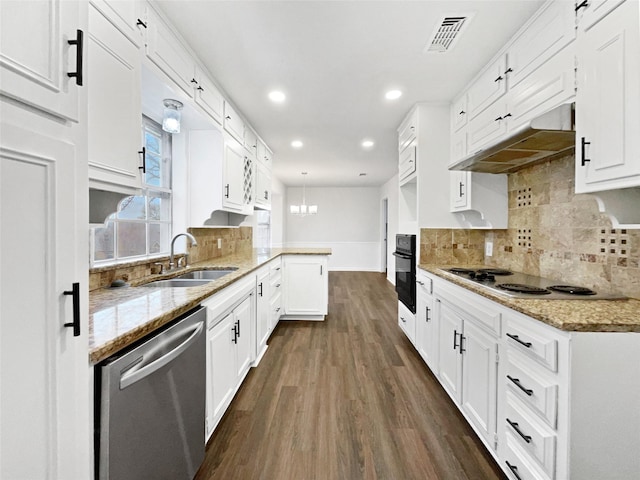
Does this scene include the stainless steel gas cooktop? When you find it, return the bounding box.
[445,267,624,300]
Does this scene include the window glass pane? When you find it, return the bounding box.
[148,191,170,221]
[145,151,162,187]
[117,196,146,220]
[148,223,170,254]
[145,130,161,156]
[93,222,115,261]
[116,222,146,258]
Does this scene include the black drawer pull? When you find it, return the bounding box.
[494,75,504,83]
[459,334,466,354]
[138,146,146,173]
[575,0,589,12]
[136,19,147,28]
[453,330,459,350]
[507,375,533,396]
[63,282,81,337]
[507,418,532,443]
[258,282,263,297]
[426,306,430,322]
[506,333,532,348]
[505,461,522,480]
[67,30,84,86]
[581,137,591,166]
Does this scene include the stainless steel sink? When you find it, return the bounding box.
[174,268,238,280]
[140,279,213,288]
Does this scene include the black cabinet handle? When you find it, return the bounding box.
[225,115,231,120]
[426,306,430,322]
[276,283,281,288]
[459,334,466,354]
[236,319,240,338]
[138,146,146,173]
[197,86,204,92]
[190,78,198,84]
[231,324,238,344]
[264,190,268,200]
[320,265,323,275]
[494,75,503,83]
[505,461,522,480]
[507,418,532,443]
[276,307,281,312]
[136,19,147,28]
[495,116,503,122]
[459,182,464,197]
[453,330,459,350]
[505,67,513,75]
[67,30,84,86]
[506,333,532,348]
[575,0,589,12]
[259,282,263,297]
[63,283,80,337]
[400,316,406,323]
[581,137,591,166]
[459,110,466,115]
[507,375,534,396]
[503,113,512,119]
[224,184,230,198]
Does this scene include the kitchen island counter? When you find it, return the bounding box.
[420,264,640,333]
[90,248,331,364]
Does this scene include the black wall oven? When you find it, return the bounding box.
[393,234,416,313]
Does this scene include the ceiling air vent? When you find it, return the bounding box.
[425,15,470,53]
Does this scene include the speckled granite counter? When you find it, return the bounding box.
[419,265,640,333]
[90,248,331,364]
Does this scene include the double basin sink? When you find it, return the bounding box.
[141,268,238,288]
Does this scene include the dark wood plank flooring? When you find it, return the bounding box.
[195,271,506,480]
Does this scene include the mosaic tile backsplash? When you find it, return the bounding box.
[421,154,640,299]
[89,226,252,291]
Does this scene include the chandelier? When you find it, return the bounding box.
[289,172,318,216]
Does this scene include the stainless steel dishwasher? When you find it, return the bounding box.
[96,306,206,480]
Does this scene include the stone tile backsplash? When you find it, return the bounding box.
[421,154,640,299]
[89,226,253,291]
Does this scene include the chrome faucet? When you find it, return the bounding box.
[169,233,198,270]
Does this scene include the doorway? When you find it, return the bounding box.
[381,198,388,274]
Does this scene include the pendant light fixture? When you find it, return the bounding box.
[162,99,184,134]
[289,172,318,216]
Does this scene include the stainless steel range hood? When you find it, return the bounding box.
[449,104,575,174]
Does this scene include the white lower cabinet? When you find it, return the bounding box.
[398,301,416,346]
[203,277,255,441]
[255,266,271,360]
[281,255,329,320]
[416,272,437,370]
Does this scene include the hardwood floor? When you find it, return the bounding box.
[195,271,506,480]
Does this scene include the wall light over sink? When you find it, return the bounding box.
[162,99,183,134]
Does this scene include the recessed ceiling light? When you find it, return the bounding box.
[361,140,375,148]
[268,91,286,102]
[291,140,303,148]
[385,90,402,100]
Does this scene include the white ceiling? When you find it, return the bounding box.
[155,0,545,187]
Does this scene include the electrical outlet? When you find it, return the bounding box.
[485,240,493,257]
[217,238,222,249]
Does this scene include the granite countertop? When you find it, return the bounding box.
[90,248,331,364]
[419,264,640,333]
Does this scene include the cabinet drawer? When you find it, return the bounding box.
[398,301,416,344]
[271,292,282,321]
[436,280,501,337]
[504,316,558,372]
[398,113,417,152]
[399,146,416,181]
[269,259,282,277]
[270,273,282,292]
[503,432,552,480]
[505,353,558,429]
[505,393,556,477]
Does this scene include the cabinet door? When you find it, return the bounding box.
[416,285,437,371]
[461,320,498,449]
[254,161,272,208]
[0,0,81,121]
[466,54,507,120]
[195,66,224,125]
[283,256,328,316]
[206,313,236,431]
[224,102,244,144]
[575,0,640,192]
[145,5,195,97]
[244,127,258,158]
[257,140,273,166]
[89,0,145,46]
[451,129,468,164]
[88,4,143,193]
[467,100,509,154]
[222,137,246,211]
[452,95,468,132]
[578,0,626,31]
[234,296,253,383]
[256,269,271,353]
[1,121,89,479]
[450,171,470,211]
[437,300,463,403]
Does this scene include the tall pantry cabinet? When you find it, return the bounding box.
[0,1,91,479]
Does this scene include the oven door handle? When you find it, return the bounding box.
[392,251,413,259]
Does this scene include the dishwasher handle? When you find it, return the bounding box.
[120,321,204,389]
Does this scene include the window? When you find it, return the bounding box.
[91,117,172,265]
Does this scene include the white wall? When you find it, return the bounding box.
[284,186,381,271]
[380,174,399,285]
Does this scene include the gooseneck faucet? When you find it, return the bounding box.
[169,233,198,270]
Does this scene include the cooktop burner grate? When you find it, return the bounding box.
[448,268,475,274]
[497,283,551,295]
[548,285,597,295]
[477,268,513,276]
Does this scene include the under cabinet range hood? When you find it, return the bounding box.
[449,104,575,174]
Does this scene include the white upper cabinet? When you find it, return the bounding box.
[257,139,273,167]
[222,136,247,212]
[89,0,145,46]
[194,65,224,125]
[575,0,640,192]
[451,94,468,132]
[0,0,82,121]
[244,126,258,158]
[449,170,508,228]
[145,4,195,98]
[88,4,143,195]
[466,54,508,120]
[254,161,272,209]
[223,101,244,144]
[576,0,627,30]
